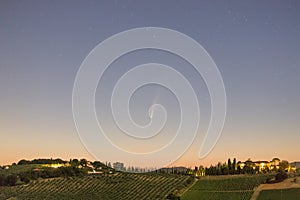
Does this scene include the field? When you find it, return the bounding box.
[2,164,294,200]
[253,176,300,200]
[257,188,300,200]
[0,164,43,175]
[0,172,191,199]
[181,174,274,200]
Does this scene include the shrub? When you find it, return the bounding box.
[6,174,18,186]
[20,173,31,184]
[275,171,288,182]
[0,174,6,186]
[166,193,180,200]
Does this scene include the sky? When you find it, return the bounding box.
[0,0,300,167]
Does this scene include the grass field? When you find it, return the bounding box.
[0,172,191,200]
[257,188,300,200]
[0,164,43,175]
[181,174,274,200]
[182,190,253,200]
[1,165,285,200]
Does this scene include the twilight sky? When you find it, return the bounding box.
[0,1,299,167]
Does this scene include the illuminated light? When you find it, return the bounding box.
[42,163,69,168]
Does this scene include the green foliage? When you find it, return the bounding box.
[91,161,102,170]
[18,159,30,165]
[19,173,31,184]
[257,188,300,200]
[279,160,289,171]
[191,175,272,191]
[5,174,18,186]
[182,190,253,200]
[79,159,88,167]
[0,163,87,186]
[167,193,181,199]
[70,159,79,167]
[0,174,6,185]
[275,170,288,182]
[1,164,42,175]
[182,174,274,200]
[18,158,66,165]
[0,173,190,200]
[0,174,18,186]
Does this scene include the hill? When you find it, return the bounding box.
[0,172,192,199]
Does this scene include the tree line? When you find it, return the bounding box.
[0,174,18,186]
[0,166,87,187]
[0,158,108,187]
[17,158,68,165]
[196,158,291,176]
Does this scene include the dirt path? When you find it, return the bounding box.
[250,177,300,200]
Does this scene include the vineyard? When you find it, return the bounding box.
[257,188,300,200]
[0,172,192,199]
[181,174,274,200]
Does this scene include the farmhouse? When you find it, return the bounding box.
[237,158,298,172]
[254,161,270,171]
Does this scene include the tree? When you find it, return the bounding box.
[263,165,270,173]
[255,166,260,173]
[228,158,232,172]
[70,159,79,167]
[279,160,289,171]
[198,165,205,176]
[21,175,30,184]
[0,174,6,186]
[166,193,180,200]
[92,161,102,170]
[20,172,31,184]
[233,158,237,172]
[79,159,88,167]
[237,165,242,174]
[6,174,18,186]
[244,159,255,174]
[275,170,288,182]
[271,158,280,172]
[272,158,280,162]
[17,159,30,165]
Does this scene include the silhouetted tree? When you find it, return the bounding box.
[244,159,255,174]
[6,174,17,186]
[20,172,31,184]
[228,158,232,170]
[80,159,88,167]
[279,160,289,171]
[275,170,288,182]
[233,158,237,173]
[0,174,6,186]
[166,193,180,199]
[70,159,79,167]
[237,165,242,174]
[92,161,102,170]
[17,159,30,165]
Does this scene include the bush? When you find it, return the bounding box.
[0,174,6,186]
[6,174,18,186]
[20,173,31,184]
[166,193,180,200]
[21,176,30,184]
[275,171,288,182]
[266,171,288,184]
